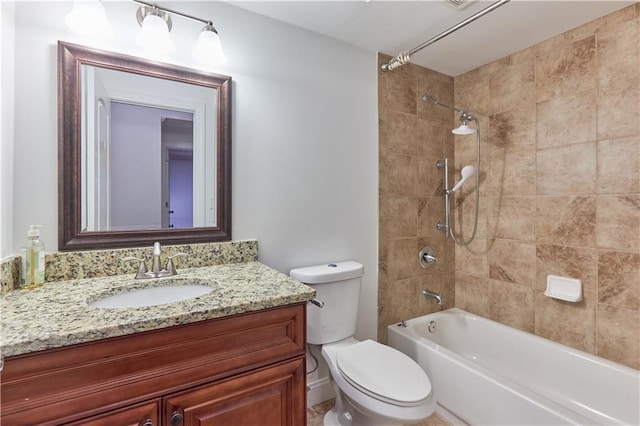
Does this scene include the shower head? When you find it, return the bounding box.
[450,165,475,193]
[452,122,476,135]
[453,111,476,135]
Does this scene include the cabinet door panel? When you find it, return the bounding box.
[165,358,305,426]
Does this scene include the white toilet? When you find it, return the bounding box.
[290,261,435,426]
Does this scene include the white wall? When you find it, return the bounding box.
[8,2,379,342]
[1,1,16,259]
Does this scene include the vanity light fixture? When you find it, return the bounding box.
[135,5,175,54]
[194,23,227,66]
[133,0,227,65]
[65,0,113,38]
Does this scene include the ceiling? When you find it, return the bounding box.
[228,0,636,76]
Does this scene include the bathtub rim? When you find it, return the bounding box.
[394,308,639,377]
[387,308,640,426]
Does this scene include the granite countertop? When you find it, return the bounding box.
[0,261,315,357]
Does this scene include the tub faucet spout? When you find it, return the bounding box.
[422,289,443,305]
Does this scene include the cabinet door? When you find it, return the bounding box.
[164,358,305,426]
[68,400,161,426]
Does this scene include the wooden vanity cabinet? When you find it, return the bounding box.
[0,304,306,426]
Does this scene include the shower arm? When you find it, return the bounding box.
[380,0,511,72]
[424,96,474,121]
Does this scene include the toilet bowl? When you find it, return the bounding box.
[322,338,435,426]
[289,262,435,426]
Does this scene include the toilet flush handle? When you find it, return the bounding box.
[309,298,325,308]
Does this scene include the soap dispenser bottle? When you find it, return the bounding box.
[22,225,45,288]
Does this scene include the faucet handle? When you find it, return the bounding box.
[121,256,148,275]
[165,253,187,275]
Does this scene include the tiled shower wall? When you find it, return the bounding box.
[378,5,639,369]
[377,54,456,343]
[452,5,639,369]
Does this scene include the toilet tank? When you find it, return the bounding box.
[289,261,364,345]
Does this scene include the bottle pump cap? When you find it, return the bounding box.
[27,225,42,239]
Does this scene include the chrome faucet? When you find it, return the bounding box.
[151,242,163,275]
[122,242,187,279]
[422,289,443,305]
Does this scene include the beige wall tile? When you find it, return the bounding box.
[418,156,445,197]
[487,196,536,241]
[452,192,487,240]
[417,70,454,122]
[535,36,596,103]
[536,196,596,246]
[455,237,488,277]
[379,58,454,342]
[488,107,536,155]
[455,273,489,317]
[418,197,444,237]
[417,117,447,159]
[597,18,639,87]
[535,292,596,353]
[387,237,446,281]
[597,78,639,140]
[488,239,536,287]
[489,47,536,114]
[598,250,640,311]
[596,195,640,253]
[445,239,456,274]
[556,4,636,46]
[537,89,596,150]
[536,142,596,195]
[597,304,640,369]
[380,153,419,196]
[455,69,490,116]
[536,244,597,301]
[382,277,420,327]
[386,66,417,115]
[597,137,640,194]
[489,280,534,332]
[487,150,536,196]
[380,196,418,239]
[387,111,417,155]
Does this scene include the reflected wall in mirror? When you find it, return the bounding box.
[59,41,231,251]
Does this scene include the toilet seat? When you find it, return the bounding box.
[335,339,432,407]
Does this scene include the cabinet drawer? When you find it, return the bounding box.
[1,304,305,425]
[67,400,161,426]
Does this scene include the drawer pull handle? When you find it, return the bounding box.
[140,420,153,426]
[171,411,184,426]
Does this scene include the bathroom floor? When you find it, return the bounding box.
[307,399,452,426]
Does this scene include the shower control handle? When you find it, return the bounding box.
[419,246,438,268]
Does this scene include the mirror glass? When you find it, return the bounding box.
[81,65,217,231]
[59,42,231,251]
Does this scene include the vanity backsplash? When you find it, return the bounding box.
[0,240,258,294]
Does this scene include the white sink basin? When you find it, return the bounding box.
[91,284,214,309]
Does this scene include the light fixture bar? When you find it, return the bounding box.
[132,0,213,26]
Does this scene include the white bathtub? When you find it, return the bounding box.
[387,308,640,425]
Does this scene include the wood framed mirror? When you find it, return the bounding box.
[58,41,231,251]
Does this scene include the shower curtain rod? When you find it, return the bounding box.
[380,0,511,72]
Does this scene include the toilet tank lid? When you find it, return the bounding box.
[289,261,364,284]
